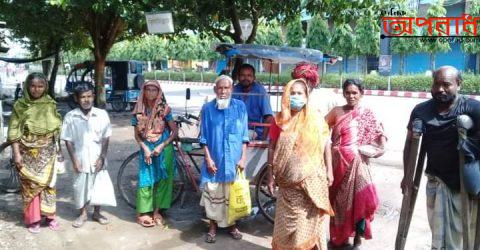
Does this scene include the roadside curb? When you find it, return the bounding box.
[157,80,480,100]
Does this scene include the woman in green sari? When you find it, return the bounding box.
[131,80,178,227]
[8,72,62,234]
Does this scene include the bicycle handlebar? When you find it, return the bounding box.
[176,115,194,125]
[187,113,199,121]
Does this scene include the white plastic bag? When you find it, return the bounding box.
[90,170,117,207]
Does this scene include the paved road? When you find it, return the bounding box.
[163,83,425,165]
[0,83,432,249]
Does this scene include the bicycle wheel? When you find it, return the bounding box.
[117,151,187,209]
[111,100,127,112]
[255,163,277,223]
[172,156,186,205]
[117,151,139,209]
[0,159,20,193]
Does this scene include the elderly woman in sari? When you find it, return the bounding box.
[8,72,62,233]
[132,80,178,227]
[326,79,386,249]
[267,79,334,250]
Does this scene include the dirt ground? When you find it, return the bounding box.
[0,110,432,250]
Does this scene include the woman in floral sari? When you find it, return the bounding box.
[8,72,62,233]
[326,79,386,249]
[132,80,178,227]
[268,79,334,250]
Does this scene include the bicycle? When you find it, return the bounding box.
[117,112,203,209]
[0,141,20,193]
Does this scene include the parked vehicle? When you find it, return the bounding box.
[65,60,145,111]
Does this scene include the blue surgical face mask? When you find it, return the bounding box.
[290,95,306,111]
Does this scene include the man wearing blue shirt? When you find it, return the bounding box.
[199,75,249,244]
[232,64,273,140]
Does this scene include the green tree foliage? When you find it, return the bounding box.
[285,16,304,47]
[165,0,384,45]
[355,11,380,73]
[389,9,423,75]
[47,0,159,106]
[255,21,284,46]
[0,0,86,96]
[461,0,480,74]
[67,34,220,63]
[65,49,93,64]
[306,15,330,52]
[303,0,386,24]
[108,35,168,62]
[421,0,451,70]
[164,0,300,44]
[330,23,355,73]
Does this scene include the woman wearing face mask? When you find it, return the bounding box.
[325,79,386,249]
[8,72,63,233]
[268,79,334,250]
[131,80,178,227]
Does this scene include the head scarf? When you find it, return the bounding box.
[275,79,325,161]
[291,62,319,89]
[132,80,171,142]
[7,77,62,142]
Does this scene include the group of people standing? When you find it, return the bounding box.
[7,63,478,250]
[9,73,118,233]
[197,63,386,249]
[269,64,385,250]
[8,73,178,232]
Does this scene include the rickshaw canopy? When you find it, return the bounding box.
[215,43,340,64]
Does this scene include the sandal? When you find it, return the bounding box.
[48,219,60,231]
[353,235,362,249]
[72,214,87,228]
[154,217,164,227]
[136,216,155,228]
[92,214,110,225]
[205,232,216,243]
[153,213,164,227]
[228,228,243,240]
[27,222,40,234]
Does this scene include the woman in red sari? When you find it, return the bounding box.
[326,79,386,249]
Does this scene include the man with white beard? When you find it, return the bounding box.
[199,75,249,244]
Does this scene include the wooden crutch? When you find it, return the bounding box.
[395,119,426,250]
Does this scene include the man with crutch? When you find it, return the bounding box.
[399,66,480,249]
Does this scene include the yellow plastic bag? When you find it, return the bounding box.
[228,169,251,224]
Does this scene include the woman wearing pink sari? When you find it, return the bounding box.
[326,79,386,249]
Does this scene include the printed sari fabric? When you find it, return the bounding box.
[18,134,57,224]
[329,106,384,246]
[271,79,333,250]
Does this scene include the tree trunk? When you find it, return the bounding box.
[48,47,61,98]
[400,54,405,75]
[94,54,106,108]
[85,11,125,108]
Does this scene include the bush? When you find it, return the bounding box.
[145,71,480,94]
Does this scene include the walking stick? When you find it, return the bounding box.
[395,119,425,250]
[457,115,474,250]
